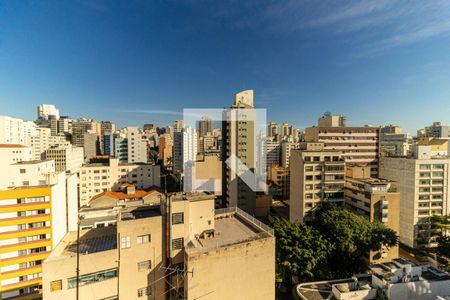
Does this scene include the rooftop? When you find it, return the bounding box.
[13,159,52,165]
[46,226,117,262]
[185,207,274,254]
[89,187,161,203]
[120,205,161,221]
[297,275,372,300]
[296,258,450,300]
[171,191,215,202]
[349,177,395,186]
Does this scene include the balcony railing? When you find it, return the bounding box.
[215,207,274,235]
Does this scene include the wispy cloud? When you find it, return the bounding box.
[307,0,394,28]
[192,0,450,56]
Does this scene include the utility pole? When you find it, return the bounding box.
[76,215,80,300]
[117,232,121,298]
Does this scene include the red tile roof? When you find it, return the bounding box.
[89,186,162,203]
[0,144,27,148]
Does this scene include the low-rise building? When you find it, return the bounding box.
[296,258,450,300]
[43,192,275,300]
[79,157,160,206]
[345,166,400,263]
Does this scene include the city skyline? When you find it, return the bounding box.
[1,1,450,132]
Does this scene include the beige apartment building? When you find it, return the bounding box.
[269,165,290,200]
[44,145,84,173]
[79,157,160,206]
[290,142,346,223]
[379,144,450,248]
[281,141,299,168]
[345,166,400,263]
[222,90,257,215]
[43,192,275,300]
[305,114,380,176]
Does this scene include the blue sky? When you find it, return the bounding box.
[1,0,450,133]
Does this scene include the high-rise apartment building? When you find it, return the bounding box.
[345,166,400,263]
[266,137,280,167]
[83,131,99,161]
[71,119,95,148]
[183,126,197,170]
[268,165,290,200]
[114,137,128,162]
[290,142,346,223]
[280,122,292,138]
[0,159,76,299]
[174,120,184,133]
[43,192,275,300]
[222,90,257,214]
[99,121,116,155]
[173,131,183,175]
[379,142,450,248]
[37,104,60,121]
[419,122,450,139]
[79,157,160,206]
[268,122,278,138]
[127,127,148,163]
[198,116,213,137]
[30,127,70,160]
[380,125,412,157]
[44,145,84,173]
[49,117,71,136]
[305,114,380,176]
[318,113,346,127]
[0,116,37,146]
[0,145,33,189]
[281,141,299,168]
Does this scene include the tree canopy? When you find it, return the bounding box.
[272,217,330,284]
[273,205,399,284]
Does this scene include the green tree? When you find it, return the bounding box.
[272,217,331,285]
[431,215,450,259]
[312,205,398,278]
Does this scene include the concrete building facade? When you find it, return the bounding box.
[290,143,346,223]
[345,166,400,263]
[79,158,160,206]
[305,118,380,176]
[43,192,275,300]
[379,150,450,248]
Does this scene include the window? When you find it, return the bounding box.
[67,268,118,289]
[137,260,151,271]
[50,280,62,292]
[172,212,184,225]
[138,286,152,297]
[172,238,184,250]
[20,168,26,174]
[137,234,151,244]
[121,236,131,249]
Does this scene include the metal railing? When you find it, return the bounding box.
[215,207,274,235]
